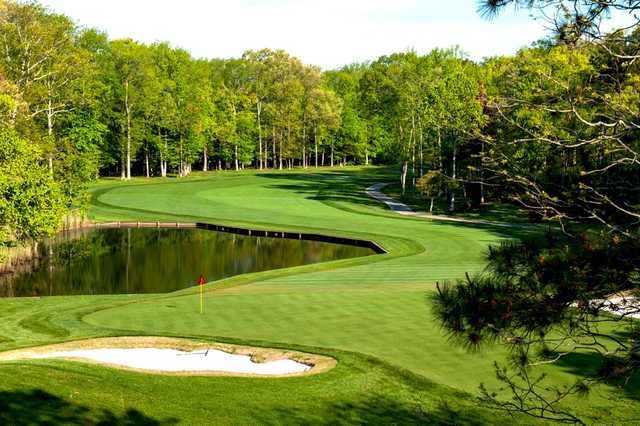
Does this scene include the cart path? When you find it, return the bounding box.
[365,183,540,230]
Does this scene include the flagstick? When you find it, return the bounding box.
[200,283,204,314]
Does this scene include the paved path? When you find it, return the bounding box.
[365,183,539,230]
[365,183,416,216]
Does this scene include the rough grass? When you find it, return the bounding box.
[0,166,637,424]
[382,182,534,224]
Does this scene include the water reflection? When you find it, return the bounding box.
[0,227,374,297]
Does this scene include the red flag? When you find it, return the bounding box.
[198,275,206,286]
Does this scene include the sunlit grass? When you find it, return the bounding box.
[0,167,635,424]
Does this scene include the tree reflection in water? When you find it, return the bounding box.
[0,227,373,297]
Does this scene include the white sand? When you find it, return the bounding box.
[597,297,640,319]
[32,348,311,375]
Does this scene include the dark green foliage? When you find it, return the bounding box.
[432,231,640,423]
[436,232,640,344]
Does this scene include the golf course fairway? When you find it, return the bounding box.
[0,167,637,425]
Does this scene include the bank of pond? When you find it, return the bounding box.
[0,226,376,297]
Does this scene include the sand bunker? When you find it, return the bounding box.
[32,348,311,375]
[596,296,640,319]
[0,336,335,377]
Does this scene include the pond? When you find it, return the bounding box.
[0,227,375,297]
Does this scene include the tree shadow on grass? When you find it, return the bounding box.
[256,170,544,240]
[249,395,491,425]
[255,169,392,210]
[425,217,542,241]
[552,351,640,402]
[0,389,178,425]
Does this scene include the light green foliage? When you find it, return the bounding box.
[2,0,636,227]
[308,85,343,162]
[416,170,446,211]
[108,38,156,178]
[0,1,96,156]
[360,49,485,199]
[0,75,24,127]
[481,41,639,227]
[0,129,64,243]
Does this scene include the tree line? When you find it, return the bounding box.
[1,0,638,238]
[0,1,356,182]
[2,0,639,241]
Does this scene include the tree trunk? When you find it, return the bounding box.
[411,149,416,187]
[302,126,306,168]
[418,117,424,177]
[125,79,132,180]
[430,197,434,213]
[161,131,167,177]
[462,178,469,208]
[437,128,442,171]
[272,126,277,170]
[257,100,263,170]
[401,161,408,195]
[365,150,369,166]
[279,129,284,170]
[145,148,150,178]
[265,136,269,169]
[330,144,334,167]
[479,141,485,204]
[203,144,208,172]
[314,126,318,168]
[48,244,54,295]
[322,151,325,166]
[234,144,239,171]
[411,114,416,187]
[419,130,424,177]
[47,100,54,176]
[448,141,456,212]
[179,135,184,177]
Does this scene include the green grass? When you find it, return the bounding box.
[382,182,536,224]
[0,166,637,424]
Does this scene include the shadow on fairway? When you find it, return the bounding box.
[250,395,489,425]
[426,218,542,241]
[553,351,640,402]
[0,389,178,425]
[257,169,542,242]
[256,169,391,209]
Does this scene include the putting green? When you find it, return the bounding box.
[0,167,636,424]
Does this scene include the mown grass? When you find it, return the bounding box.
[0,166,637,424]
[382,182,535,224]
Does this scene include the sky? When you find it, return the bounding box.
[40,0,632,69]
